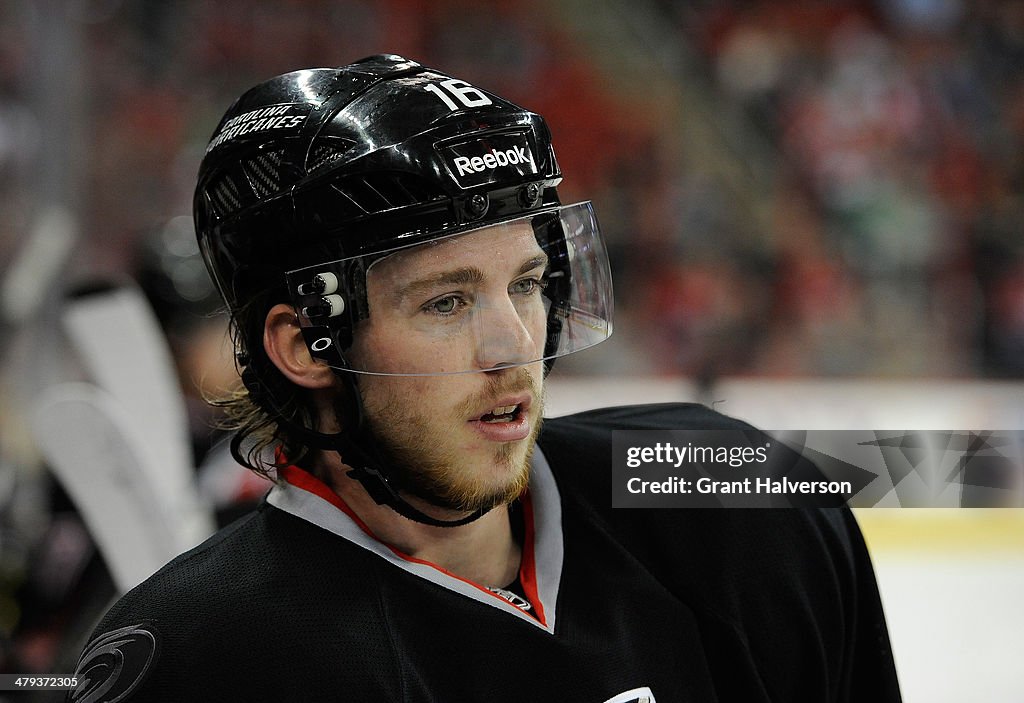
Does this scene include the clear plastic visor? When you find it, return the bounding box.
[285,201,613,376]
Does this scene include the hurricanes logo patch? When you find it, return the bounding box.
[69,623,160,703]
[602,687,657,703]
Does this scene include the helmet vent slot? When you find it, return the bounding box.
[309,143,351,173]
[330,179,380,214]
[315,172,445,223]
[210,174,244,216]
[340,173,444,212]
[244,149,285,199]
[369,173,440,208]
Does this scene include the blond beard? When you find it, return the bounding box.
[341,367,544,513]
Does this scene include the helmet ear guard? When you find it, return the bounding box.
[299,326,347,368]
[291,255,374,368]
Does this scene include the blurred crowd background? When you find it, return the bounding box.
[1,0,1023,691]
[3,0,1024,381]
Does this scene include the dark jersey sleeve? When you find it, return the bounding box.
[65,506,405,703]
[537,403,902,702]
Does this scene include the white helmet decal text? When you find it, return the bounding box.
[442,133,539,188]
[453,145,533,177]
[206,103,308,153]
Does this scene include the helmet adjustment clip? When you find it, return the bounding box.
[296,272,339,296]
[301,294,345,319]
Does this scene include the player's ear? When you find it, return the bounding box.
[263,303,335,390]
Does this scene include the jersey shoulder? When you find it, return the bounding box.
[536,402,760,504]
[536,403,900,701]
[541,401,753,438]
[536,402,855,579]
[69,502,393,702]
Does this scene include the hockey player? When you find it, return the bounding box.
[68,55,901,702]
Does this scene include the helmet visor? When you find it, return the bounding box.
[285,201,613,375]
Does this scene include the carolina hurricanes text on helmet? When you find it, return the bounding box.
[206,104,307,153]
[452,145,533,178]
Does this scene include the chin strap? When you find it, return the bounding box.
[282,408,488,528]
[242,361,489,528]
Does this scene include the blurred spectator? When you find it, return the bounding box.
[675,0,1024,376]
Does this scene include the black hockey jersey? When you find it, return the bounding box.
[68,404,901,702]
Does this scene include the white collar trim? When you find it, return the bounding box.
[267,448,563,633]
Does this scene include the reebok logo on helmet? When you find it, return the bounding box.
[453,145,532,177]
[443,133,539,188]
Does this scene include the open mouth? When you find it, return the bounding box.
[469,394,533,442]
[479,404,523,424]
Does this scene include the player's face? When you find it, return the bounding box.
[345,221,549,512]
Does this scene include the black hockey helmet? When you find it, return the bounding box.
[195,54,612,376]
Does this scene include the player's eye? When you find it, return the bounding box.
[510,277,544,296]
[423,294,465,316]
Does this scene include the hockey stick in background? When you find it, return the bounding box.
[31,383,182,593]
[59,283,215,552]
